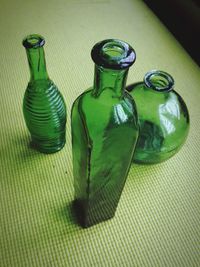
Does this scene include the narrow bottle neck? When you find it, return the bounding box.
[93,65,128,97]
[26,47,49,81]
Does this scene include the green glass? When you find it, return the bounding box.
[127,70,190,164]
[22,34,66,153]
[71,39,139,227]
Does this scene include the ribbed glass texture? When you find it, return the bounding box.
[127,70,190,164]
[22,34,66,153]
[71,39,139,227]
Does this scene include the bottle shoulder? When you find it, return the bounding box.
[72,88,93,105]
[24,79,66,112]
[128,83,186,105]
[73,87,136,111]
[73,86,136,104]
[26,79,58,93]
[71,87,138,129]
[128,84,189,119]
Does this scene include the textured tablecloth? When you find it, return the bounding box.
[0,0,200,266]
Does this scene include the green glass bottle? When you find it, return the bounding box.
[71,39,139,227]
[126,70,190,164]
[22,34,66,153]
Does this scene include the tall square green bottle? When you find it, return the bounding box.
[71,39,139,227]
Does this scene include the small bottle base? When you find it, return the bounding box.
[30,138,66,154]
[133,146,182,164]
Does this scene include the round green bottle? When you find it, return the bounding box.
[71,39,139,227]
[22,34,66,153]
[127,70,190,164]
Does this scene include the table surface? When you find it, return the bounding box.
[0,0,200,266]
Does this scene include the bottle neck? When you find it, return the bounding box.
[93,65,128,98]
[26,47,49,81]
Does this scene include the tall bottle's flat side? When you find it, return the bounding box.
[71,89,92,208]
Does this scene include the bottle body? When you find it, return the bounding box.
[23,79,66,153]
[71,39,138,227]
[127,70,190,164]
[72,88,138,227]
[22,34,66,153]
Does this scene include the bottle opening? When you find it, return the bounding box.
[23,34,45,49]
[102,42,126,58]
[144,70,174,92]
[91,39,136,70]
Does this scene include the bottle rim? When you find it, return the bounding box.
[91,39,136,70]
[23,34,45,49]
[144,70,174,92]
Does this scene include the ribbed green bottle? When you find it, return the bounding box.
[22,34,66,153]
[71,39,139,227]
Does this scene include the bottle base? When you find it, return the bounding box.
[30,138,66,154]
[133,146,182,164]
[73,199,116,228]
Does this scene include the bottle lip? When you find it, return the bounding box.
[22,34,45,49]
[144,70,174,92]
[91,39,136,70]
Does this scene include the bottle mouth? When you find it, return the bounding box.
[144,70,174,92]
[91,39,136,70]
[22,34,45,49]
